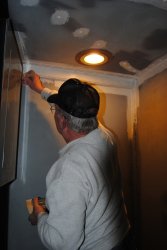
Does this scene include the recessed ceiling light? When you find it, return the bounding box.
[76,49,112,66]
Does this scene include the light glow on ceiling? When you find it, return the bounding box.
[76,49,112,66]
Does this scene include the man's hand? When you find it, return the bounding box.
[22,70,44,94]
[28,211,38,225]
[33,197,46,215]
[28,197,46,226]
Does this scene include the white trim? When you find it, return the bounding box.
[23,56,167,86]
[136,54,167,85]
[14,31,30,65]
[18,87,30,183]
[24,60,137,88]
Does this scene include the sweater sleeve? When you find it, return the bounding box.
[37,162,88,250]
[41,87,58,101]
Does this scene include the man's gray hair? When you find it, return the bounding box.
[56,105,98,133]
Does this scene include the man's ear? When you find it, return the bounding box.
[59,115,68,132]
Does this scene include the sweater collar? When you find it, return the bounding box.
[59,127,100,156]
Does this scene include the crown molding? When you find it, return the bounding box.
[136,54,167,85]
[24,59,137,89]
[24,54,167,87]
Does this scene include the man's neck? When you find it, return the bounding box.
[63,129,88,143]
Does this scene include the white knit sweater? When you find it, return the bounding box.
[37,124,130,250]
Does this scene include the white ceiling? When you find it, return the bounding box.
[8,0,167,75]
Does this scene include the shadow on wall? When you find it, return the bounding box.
[97,84,117,138]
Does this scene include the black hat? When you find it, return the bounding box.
[47,78,99,118]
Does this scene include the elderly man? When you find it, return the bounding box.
[23,71,135,250]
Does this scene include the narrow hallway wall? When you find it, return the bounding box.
[137,69,167,250]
